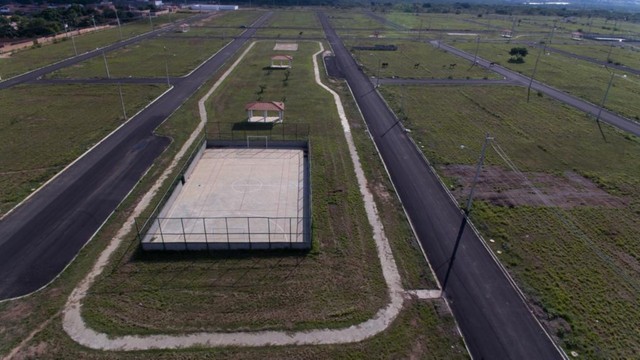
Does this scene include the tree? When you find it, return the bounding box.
[508,47,528,63]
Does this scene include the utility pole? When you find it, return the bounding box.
[472,35,480,65]
[71,32,78,56]
[594,69,615,142]
[118,83,127,121]
[465,133,492,214]
[442,133,493,292]
[164,45,170,87]
[115,8,123,40]
[376,58,381,88]
[102,51,111,79]
[527,41,546,102]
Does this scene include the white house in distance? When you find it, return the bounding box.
[571,31,584,40]
[270,55,293,69]
[246,101,285,123]
[189,4,239,11]
[501,29,513,38]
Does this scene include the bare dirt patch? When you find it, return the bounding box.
[441,165,626,208]
[273,42,298,51]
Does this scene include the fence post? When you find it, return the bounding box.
[180,218,187,250]
[247,217,251,250]
[203,218,209,252]
[268,218,271,249]
[134,218,141,243]
[225,217,230,250]
[157,218,166,251]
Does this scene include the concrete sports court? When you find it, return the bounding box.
[140,142,310,250]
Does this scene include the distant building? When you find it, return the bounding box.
[189,4,239,11]
[571,32,583,41]
[501,29,513,38]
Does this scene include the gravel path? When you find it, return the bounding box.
[61,41,429,351]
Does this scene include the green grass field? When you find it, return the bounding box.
[81,41,391,336]
[0,84,165,216]
[380,84,640,358]
[452,41,640,120]
[347,39,499,79]
[0,13,192,80]
[49,37,228,78]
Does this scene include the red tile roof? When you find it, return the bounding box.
[245,101,285,111]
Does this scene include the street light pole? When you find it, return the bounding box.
[442,133,493,292]
[376,58,381,88]
[102,51,111,79]
[594,69,615,141]
[118,83,127,121]
[164,45,170,87]
[115,8,123,40]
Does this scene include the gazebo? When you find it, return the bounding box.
[246,101,285,123]
[270,55,293,69]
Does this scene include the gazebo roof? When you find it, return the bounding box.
[245,101,285,111]
[271,55,293,61]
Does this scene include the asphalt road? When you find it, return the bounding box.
[0,12,273,300]
[435,41,640,137]
[320,12,565,360]
[0,13,209,90]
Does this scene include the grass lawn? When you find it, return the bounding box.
[451,40,640,120]
[49,37,228,78]
[385,12,490,31]
[0,38,460,359]
[193,9,264,27]
[81,41,390,335]
[380,84,640,358]
[347,39,499,80]
[549,43,640,70]
[266,10,321,28]
[0,83,166,216]
[326,10,394,30]
[0,13,192,80]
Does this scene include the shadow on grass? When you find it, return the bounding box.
[231,121,275,131]
[129,245,310,263]
[91,244,311,295]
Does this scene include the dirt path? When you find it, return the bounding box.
[61,41,432,351]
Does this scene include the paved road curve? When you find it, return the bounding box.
[319,12,565,360]
[435,41,640,137]
[0,12,273,300]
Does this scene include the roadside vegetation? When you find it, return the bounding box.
[0,37,464,358]
[347,39,498,79]
[0,12,192,79]
[379,84,640,358]
[452,40,640,121]
[0,83,165,216]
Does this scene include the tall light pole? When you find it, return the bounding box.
[376,57,381,88]
[102,51,111,79]
[115,8,123,40]
[594,68,615,142]
[527,41,546,102]
[163,45,170,87]
[118,83,127,121]
[472,35,480,65]
[442,133,493,292]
